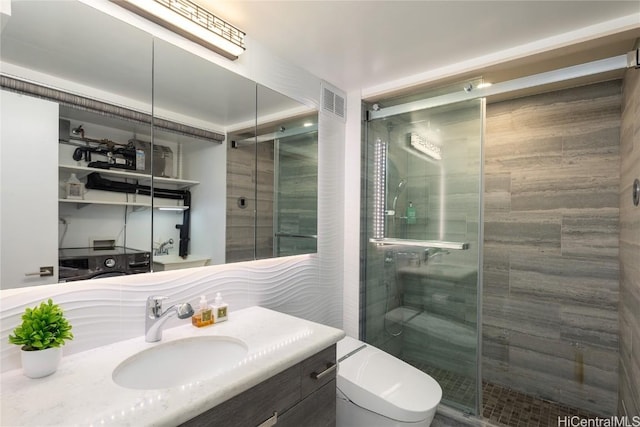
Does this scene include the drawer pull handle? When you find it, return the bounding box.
[258,411,278,427]
[25,267,54,277]
[310,362,337,380]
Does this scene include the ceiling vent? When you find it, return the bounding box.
[321,81,346,121]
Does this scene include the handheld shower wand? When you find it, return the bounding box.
[391,179,407,214]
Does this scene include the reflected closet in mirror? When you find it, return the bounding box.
[0,0,154,288]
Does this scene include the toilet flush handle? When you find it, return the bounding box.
[310,362,337,380]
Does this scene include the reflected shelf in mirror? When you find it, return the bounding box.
[58,199,189,211]
[59,165,200,189]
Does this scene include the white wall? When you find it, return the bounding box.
[342,90,363,338]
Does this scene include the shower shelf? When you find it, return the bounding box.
[369,238,469,250]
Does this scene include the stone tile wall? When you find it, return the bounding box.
[226,140,274,263]
[619,67,640,417]
[483,80,622,415]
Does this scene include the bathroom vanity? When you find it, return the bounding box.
[0,306,344,426]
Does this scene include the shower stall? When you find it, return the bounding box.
[361,52,631,421]
[361,81,484,414]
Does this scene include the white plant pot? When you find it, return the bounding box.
[20,347,62,379]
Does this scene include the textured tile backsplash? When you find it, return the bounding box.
[0,255,326,373]
[483,80,622,415]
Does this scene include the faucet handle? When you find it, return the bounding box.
[147,295,168,317]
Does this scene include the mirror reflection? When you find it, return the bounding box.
[226,88,318,263]
[0,0,318,290]
[1,0,154,288]
[257,85,318,259]
[151,38,256,270]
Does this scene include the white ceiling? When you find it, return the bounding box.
[201,1,640,94]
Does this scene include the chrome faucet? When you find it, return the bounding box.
[424,248,450,263]
[145,296,194,342]
[154,238,174,256]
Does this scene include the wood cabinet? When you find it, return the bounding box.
[181,344,336,427]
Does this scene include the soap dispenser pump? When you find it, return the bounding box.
[192,295,213,327]
[212,292,228,323]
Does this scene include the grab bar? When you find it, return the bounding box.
[275,232,318,239]
[369,238,469,250]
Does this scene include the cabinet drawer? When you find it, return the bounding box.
[180,364,300,427]
[278,379,336,427]
[301,345,337,398]
[181,344,337,427]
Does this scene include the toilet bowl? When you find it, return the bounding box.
[336,336,442,427]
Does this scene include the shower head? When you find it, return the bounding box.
[397,179,407,193]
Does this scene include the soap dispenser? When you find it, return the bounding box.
[212,292,228,323]
[406,201,416,224]
[192,295,213,327]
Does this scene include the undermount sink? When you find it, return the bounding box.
[112,336,248,390]
[152,254,210,271]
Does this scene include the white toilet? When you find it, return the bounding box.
[336,336,442,427]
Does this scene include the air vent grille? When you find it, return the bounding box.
[321,82,346,121]
[323,87,335,112]
[334,94,345,118]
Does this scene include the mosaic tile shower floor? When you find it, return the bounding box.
[482,382,602,427]
[419,365,602,427]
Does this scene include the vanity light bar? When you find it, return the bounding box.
[111,0,245,60]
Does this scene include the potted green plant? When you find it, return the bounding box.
[8,299,73,378]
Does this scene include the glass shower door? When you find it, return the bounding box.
[273,127,318,257]
[363,93,483,413]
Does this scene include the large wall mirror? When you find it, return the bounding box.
[0,0,318,290]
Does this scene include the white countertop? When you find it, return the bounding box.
[0,306,345,427]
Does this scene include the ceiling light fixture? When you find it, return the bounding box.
[111,0,245,60]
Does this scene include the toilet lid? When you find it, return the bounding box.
[337,339,442,423]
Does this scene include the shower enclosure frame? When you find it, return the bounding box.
[361,90,486,414]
